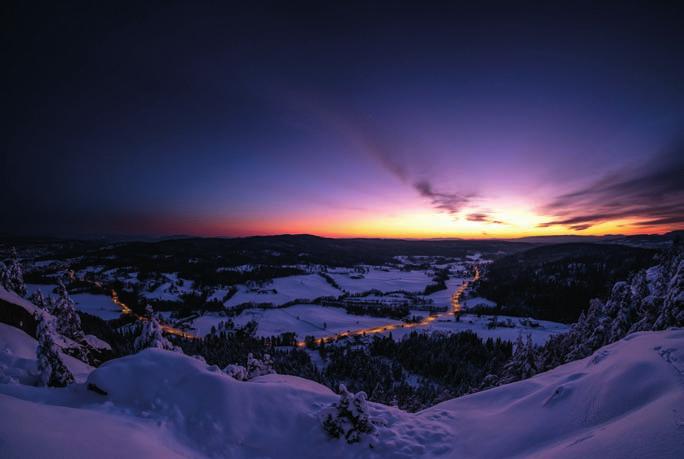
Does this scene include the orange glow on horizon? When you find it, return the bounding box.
[163,207,681,240]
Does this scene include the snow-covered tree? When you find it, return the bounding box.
[246,352,275,378]
[29,290,52,311]
[52,280,84,341]
[652,254,684,329]
[322,384,376,444]
[1,247,26,297]
[223,364,248,381]
[36,314,74,387]
[501,334,537,383]
[536,247,684,374]
[134,317,176,352]
[222,353,276,381]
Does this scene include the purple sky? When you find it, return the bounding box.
[3,2,684,237]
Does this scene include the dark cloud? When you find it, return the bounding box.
[540,138,684,230]
[466,212,505,225]
[414,180,472,215]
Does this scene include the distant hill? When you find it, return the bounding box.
[474,243,658,323]
[505,230,683,248]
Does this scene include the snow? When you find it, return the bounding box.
[389,313,568,345]
[0,329,681,458]
[0,323,92,384]
[84,334,112,351]
[460,296,497,309]
[0,285,42,316]
[140,273,194,302]
[421,329,684,458]
[328,267,434,294]
[71,293,122,320]
[225,274,341,308]
[26,284,122,320]
[0,392,195,459]
[422,276,466,307]
[192,304,403,338]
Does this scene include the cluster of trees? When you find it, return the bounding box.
[0,247,27,297]
[423,268,450,295]
[322,384,376,444]
[482,245,684,389]
[319,330,512,411]
[475,243,656,323]
[180,321,318,379]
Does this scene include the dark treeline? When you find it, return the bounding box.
[475,243,656,323]
[181,322,512,412]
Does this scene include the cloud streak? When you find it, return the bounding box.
[466,212,505,225]
[414,180,473,215]
[539,137,684,231]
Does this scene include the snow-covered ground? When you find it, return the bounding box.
[26,284,122,320]
[460,296,496,309]
[328,267,435,294]
[0,323,93,384]
[225,274,341,308]
[421,276,466,307]
[0,328,681,458]
[390,313,568,345]
[140,273,194,302]
[191,304,403,338]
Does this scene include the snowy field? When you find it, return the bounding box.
[421,276,466,307]
[460,296,497,309]
[190,304,402,338]
[0,329,681,458]
[224,274,341,308]
[26,284,122,321]
[0,323,93,384]
[140,273,194,302]
[389,313,569,345]
[187,305,566,345]
[328,267,434,294]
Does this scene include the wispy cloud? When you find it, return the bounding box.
[466,212,505,225]
[539,137,684,231]
[414,180,473,215]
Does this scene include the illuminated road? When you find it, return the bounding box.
[95,265,480,345]
[81,275,195,338]
[296,266,480,347]
[106,286,196,339]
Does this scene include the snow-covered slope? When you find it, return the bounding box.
[0,323,93,384]
[0,328,682,458]
[421,328,684,458]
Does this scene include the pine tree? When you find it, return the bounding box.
[36,314,74,387]
[29,290,51,310]
[223,364,248,381]
[246,352,275,378]
[52,280,84,341]
[1,247,27,297]
[653,254,684,329]
[133,317,176,352]
[501,334,537,383]
[322,384,376,444]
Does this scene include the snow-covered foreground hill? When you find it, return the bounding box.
[0,326,682,458]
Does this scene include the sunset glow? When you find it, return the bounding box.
[4,2,683,239]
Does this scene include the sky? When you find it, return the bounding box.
[3,1,684,238]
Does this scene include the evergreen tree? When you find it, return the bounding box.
[223,363,248,381]
[246,352,275,378]
[133,317,176,352]
[53,280,84,341]
[1,247,27,297]
[36,314,75,387]
[29,290,51,310]
[322,384,376,444]
[501,334,537,383]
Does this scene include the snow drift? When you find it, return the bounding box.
[1,328,683,458]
